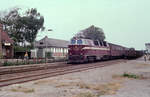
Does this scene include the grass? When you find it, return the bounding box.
[10,86,35,93]
[89,82,121,96]
[76,82,92,89]
[54,81,122,96]
[75,92,96,97]
[55,82,74,87]
[34,77,123,96]
[135,63,150,69]
[136,63,150,66]
[113,72,147,80]
[123,73,139,79]
[122,72,148,79]
[75,82,122,96]
[98,82,121,95]
[34,79,58,85]
[141,64,150,65]
[73,82,122,97]
[112,74,123,79]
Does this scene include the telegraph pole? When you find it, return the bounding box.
[0,24,2,58]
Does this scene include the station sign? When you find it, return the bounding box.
[4,43,11,46]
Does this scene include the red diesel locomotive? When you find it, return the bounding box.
[68,38,142,63]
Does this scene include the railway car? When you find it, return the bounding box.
[125,48,137,59]
[68,38,110,63]
[135,50,143,58]
[108,43,126,59]
[68,38,143,63]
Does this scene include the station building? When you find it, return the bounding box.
[145,43,150,54]
[32,36,69,59]
[0,24,14,58]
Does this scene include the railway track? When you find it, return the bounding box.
[0,60,126,87]
[0,62,69,75]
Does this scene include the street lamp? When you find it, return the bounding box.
[47,29,53,31]
[45,29,53,64]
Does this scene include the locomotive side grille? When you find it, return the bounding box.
[69,55,84,60]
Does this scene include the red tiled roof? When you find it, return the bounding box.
[0,24,14,44]
[1,31,14,44]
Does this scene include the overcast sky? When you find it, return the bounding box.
[0,0,150,50]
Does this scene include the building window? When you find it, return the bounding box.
[51,48,53,52]
[58,48,60,52]
[61,48,63,53]
[66,48,68,53]
[54,48,56,53]
[56,48,59,52]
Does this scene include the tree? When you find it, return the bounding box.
[23,8,44,44]
[75,25,106,41]
[0,7,45,46]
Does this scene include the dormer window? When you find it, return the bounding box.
[40,42,43,45]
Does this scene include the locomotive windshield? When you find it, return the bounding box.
[70,39,83,45]
[71,39,76,44]
[77,39,82,44]
[70,39,94,45]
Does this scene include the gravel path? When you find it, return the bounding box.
[0,57,150,97]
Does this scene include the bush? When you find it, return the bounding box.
[45,52,53,59]
[0,52,2,59]
[122,73,139,79]
[2,58,66,66]
[14,46,31,52]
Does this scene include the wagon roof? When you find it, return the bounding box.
[108,43,128,49]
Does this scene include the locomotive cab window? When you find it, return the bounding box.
[99,41,103,46]
[40,42,43,45]
[94,41,99,46]
[77,39,82,45]
[103,41,107,46]
[71,39,76,44]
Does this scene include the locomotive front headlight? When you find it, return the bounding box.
[80,52,84,55]
[69,52,72,55]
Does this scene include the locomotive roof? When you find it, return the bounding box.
[35,36,69,48]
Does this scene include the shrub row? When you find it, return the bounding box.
[2,58,67,66]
